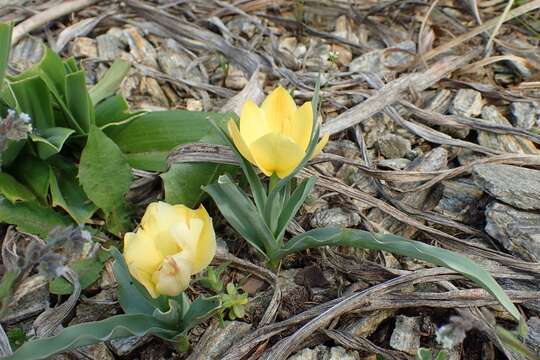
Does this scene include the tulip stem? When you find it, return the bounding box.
[268,173,279,193]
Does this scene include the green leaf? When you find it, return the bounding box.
[274,176,315,243]
[180,296,220,332]
[0,172,35,203]
[49,250,110,295]
[65,70,93,133]
[39,47,67,98]
[162,162,233,208]
[0,22,13,89]
[95,94,144,129]
[108,110,229,171]
[1,140,26,168]
[79,125,132,232]
[29,127,75,159]
[204,174,275,258]
[416,348,432,360]
[3,314,177,360]
[8,154,50,202]
[108,246,162,315]
[89,59,130,106]
[0,198,72,237]
[9,76,54,130]
[49,160,97,224]
[278,228,522,321]
[63,57,79,74]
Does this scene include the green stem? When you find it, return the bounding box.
[268,173,279,193]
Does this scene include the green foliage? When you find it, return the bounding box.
[0,23,12,89]
[49,250,111,295]
[198,262,229,293]
[416,348,448,360]
[219,283,248,321]
[7,328,27,351]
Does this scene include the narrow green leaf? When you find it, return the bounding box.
[49,160,97,224]
[9,76,54,130]
[4,314,177,360]
[0,22,13,89]
[0,172,35,203]
[279,228,521,321]
[89,59,130,106]
[95,94,144,129]
[108,247,162,315]
[38,47,66,98]
[29,127,75,159]
[180,296,221,331]
[274,176,315,242]
[65,70,93,132]
[0,198,72,237]
[8,155,50,201]
[63,57,79,74]
[49,250,110,294]
[78,125,132,229]
[204,174,275,257]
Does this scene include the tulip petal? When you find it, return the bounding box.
[123,231,163,274]
[129,266,158,298]
[140,202,181,256]
[285,102,313,151]
[189,205,216,273]
[153,254,192,296]
[311,133,330,159]
[249,133,305,178]
[261,86,297,134]
[228,120,256,164]
[239,100,268,145]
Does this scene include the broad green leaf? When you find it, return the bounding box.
[108,110,229,171]
[162,163,232,208]
[49,250,110,295]
[0,198,72,237]
[65,70,93,132]
[0,172,35,203]
[95,94,143,128]
[278,228,522,321]
[29,127,75,159]
[49,160,97,224]
[63,57,79,74]
[109,247,162,315]
[204,174,275,258]
[39,47,66,98]
[79,125,132,233]
[89,59,130,106]
[9,76,54,130]
[180,296,221,331]
[0,22,12,89]
[4,314,177,360]
[1,140,25,168]
[0,270,19,313]
[9,154,49,201]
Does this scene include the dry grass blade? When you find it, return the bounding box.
[324,329,408,360]
[484,0,514,57]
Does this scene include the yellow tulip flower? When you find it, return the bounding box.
[123,201,216,298]
[228,86,329,178]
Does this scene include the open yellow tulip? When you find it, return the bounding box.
[228,86,329,178]
[123,201,216,298]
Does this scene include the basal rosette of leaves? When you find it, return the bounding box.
[0,22,232,239]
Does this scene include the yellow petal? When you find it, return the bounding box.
[228,120,256,164]
[285,102,313,151]
[249,133,305,178]
[261,86,297,134]
[139,202,181,256]
[152,254,192,297]
[129,266,158,298]
[123,231,163,274]
[311,133,329,159]
[239,100,269,145]
[189,205,216,274]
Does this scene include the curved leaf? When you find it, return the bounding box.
[89,59,130,106]
[9,76,54,130]
[278,228,521,321]
[0,172,35,203]
[3,314,176,360]
[29,127,75,159]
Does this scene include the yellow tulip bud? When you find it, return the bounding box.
[228,86,329,178]
[123,201,216,298]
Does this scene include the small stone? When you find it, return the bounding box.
[225,65,248,90]
[349,40,415,77]
[335,164,377,194]
[510,102,536,130]
[377,134,412,159]
[389,315,421,355]
[304,40,332,70]
[425,89,453,113]
[473,164,540,210]
[108,334,152,356]
[310,208,361,228]
[10,37,43,72]
[139,77,169,108]
[122,27,158,68]
[434,178,486,224]
[331,44,352,67]
[449,89,484,117]
[346,310,395,338]
[96,34,123,61]
[186,321,251,360]
[186,99,203,112]
[289,345,360,360]
[68,37,97,58]
[377,158,411,170]
[485,201,540,262]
